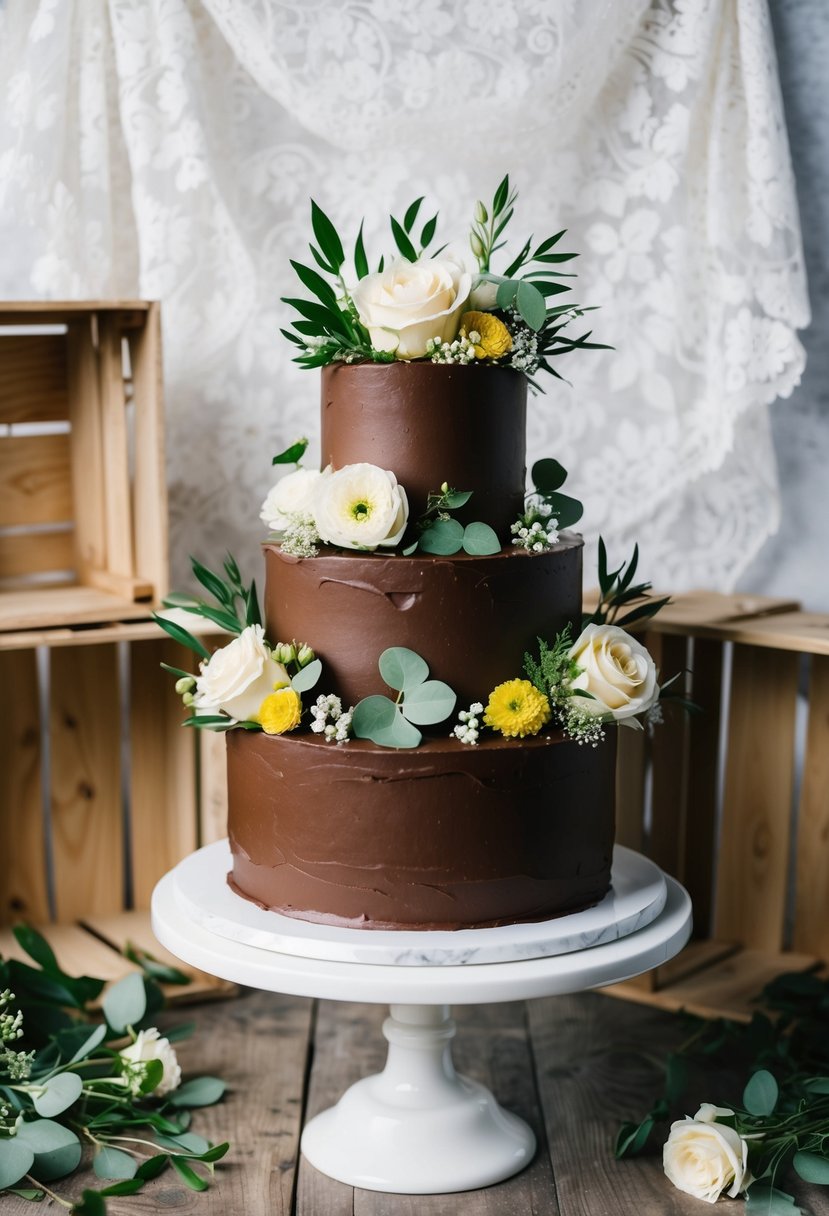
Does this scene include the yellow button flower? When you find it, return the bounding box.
[484,679,551,738]
[257,687,303,735]
[460,310,513,359]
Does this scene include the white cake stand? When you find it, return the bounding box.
[151,845,692,1195]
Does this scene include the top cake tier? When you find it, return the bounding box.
[321,362,527,536]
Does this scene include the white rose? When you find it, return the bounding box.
[353,255,471,359]
[663,1115,751,1203]
[192,623,289,721]
[567,623,658,728]
[119,1027,181,1097]
[260,467,321,531]
[695,1103,736,1124]
[314,463,409,551]
[469,275,502,311]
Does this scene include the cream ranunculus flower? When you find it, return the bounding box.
[314,463,409,551]
[663,1114,751,1204]
[353,256,471,359]
[193,624,290,721]
[567,623,658,728]
[119,1027,182,1097]
[260,467,322,531]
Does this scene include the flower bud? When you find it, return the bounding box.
[274,641,296,664]
[469,232,485,259]
[474,201,488,224]
[440,481,449,495]
[175,676,195,695]
[296,643,315,667]
[182,692,195,706]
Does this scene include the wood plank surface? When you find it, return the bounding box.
[130,638,199,906]
[200,728,229,845]
[0,333,68,422]
[49,644,124,920]
[646,632,689,880]
[0,526,74,581]
[793,653,829,957]
[66,318,107,582]
[715,645,800,950]
[0,648,50,922]
[0,585,156,631]
[0,613,225,651]
[0,432,72,527]
[615,725,646,853]
[129,302,169,600]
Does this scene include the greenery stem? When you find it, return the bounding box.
[25,1175,71,1208]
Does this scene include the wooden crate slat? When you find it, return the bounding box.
[82,910,237,1001]
[0,527,74,581]
[0,586,157,632]
[66,319,107,582]
[97,314,134,580]
[644,591,801,632]
[0,334,68,423]
[0,300,151,321]
[615,724,646,853]
[793,653,829,957]
[681,638,724,938]
[0,615,225,653]
[0,432,72,527]
[709,611,829,657]
[0,649,50,923]
[50,644,124,920]
[647,632,690,879]
[0,923,138,983]
[130,639,198,907]
[129,302,168,598]
[715,645,800,951]
[199,728,228,846]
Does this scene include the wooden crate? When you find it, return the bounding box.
[602,590,829,1020]
[0,301,167,631]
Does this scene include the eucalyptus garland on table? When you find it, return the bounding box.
[0,926,227,1212]
[616,970,829,1213]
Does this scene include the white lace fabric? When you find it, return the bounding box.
[0,0,809,591]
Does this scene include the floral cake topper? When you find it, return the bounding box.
[281,175,608,388]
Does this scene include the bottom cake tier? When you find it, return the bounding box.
[226,728,617,931]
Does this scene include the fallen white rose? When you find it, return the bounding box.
[193,623,289,721]
[260,467,322,532]
[353,255,471,359]
[119,1027,182,1097]
[567,622,659,727]
[663,1114,750,1204]
[314,463,408,551]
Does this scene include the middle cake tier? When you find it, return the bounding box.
[264,536,583,707]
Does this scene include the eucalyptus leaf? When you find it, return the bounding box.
[402,540,419,556]
[33,1070,83,1117]
[401,680,456,725]
[155,1131,210,1154]
[291,658,322,693]
[168,1077,226,1108]
[444,490,472,508]
[0,1139,34,1189]
[378,647,429,693]
[803,1077,829,1094]
[743,1069,778,1116]
[746,1184,803,1215]
[495,279,519,311]
[16,1120,82,1182]
[532,458,567,493]
[94,1146,139,1180]
[140,1057,164,1094]
[418,518,464,555]
[461,522,500,555]
[7,1189,43,1201]
[103,972,147,1034]
[793,1151,829,1184]
[67,1023,107,1064]
[351,695,399,742]
[542,491,584,529]
[515,279,547,331]
[370,710,422,750]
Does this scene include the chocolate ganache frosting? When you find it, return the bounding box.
[321,362,527,536]
[227,729,617,930]
[264,538,582,708]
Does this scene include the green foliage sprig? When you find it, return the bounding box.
[616,969,829,1214]
[155,553,261,653]
[0,926,227,1211]
[403,485,500,557]
[351,648,456,749]
[584,539,671,630]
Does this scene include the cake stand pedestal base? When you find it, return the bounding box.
[151,845,692,1195]
[301,1003,534,1193]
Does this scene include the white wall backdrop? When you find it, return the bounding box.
[0,0,811,597]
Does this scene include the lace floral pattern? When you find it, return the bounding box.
[0,0,808,589]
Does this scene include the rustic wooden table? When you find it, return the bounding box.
[10,990,828,1215]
